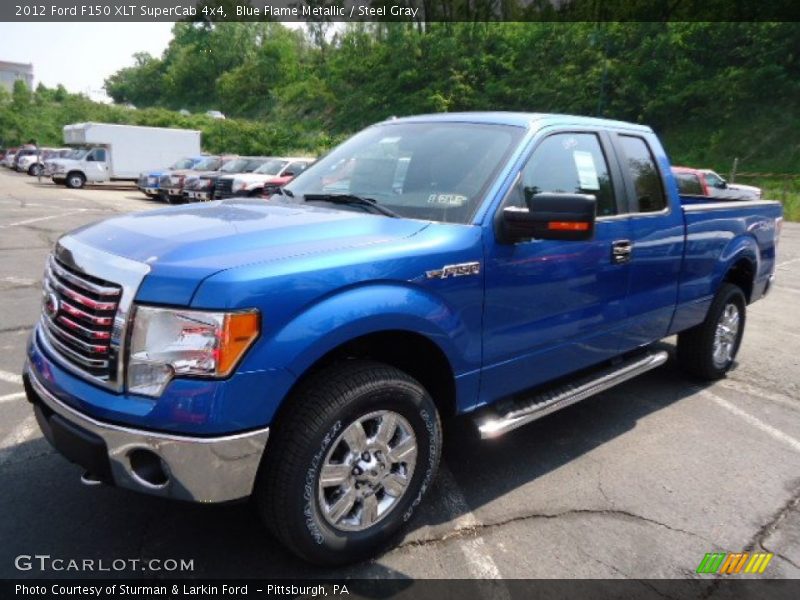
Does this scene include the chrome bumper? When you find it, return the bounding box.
[25,365,269,503]
[185,190,212,201]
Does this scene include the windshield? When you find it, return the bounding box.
[193,157,221,171]
[240,158,267,172]
[254,159,287,175]
[67,148,89,160]
[285,122,523,223]
[220,158,250,172]
[170,157,197,170]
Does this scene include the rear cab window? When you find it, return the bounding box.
[617,135,667,213]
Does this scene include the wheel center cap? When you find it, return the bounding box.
[355,454,385,485]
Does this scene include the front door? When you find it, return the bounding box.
[84,147,108,182]
[481,130,632,404]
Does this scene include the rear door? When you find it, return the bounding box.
[481,129,633,401]
[609,132,684,349]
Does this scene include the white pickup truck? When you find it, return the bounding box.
[45,123,201,189]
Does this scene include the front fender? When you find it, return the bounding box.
[244,282,476,379]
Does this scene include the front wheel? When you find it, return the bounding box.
[255,360,442,565]
[677,283,746,380]
[65,172,85,189]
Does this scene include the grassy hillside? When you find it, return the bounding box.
[660,105,800,219]
[2,83,797,220]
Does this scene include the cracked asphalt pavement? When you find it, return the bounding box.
[0,168,798,580]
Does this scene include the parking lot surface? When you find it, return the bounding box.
[0,168,798,581]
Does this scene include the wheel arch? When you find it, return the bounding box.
[718,234,759,303]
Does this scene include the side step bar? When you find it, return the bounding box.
[476,350,669,439]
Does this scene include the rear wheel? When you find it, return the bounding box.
[65,172,85,189]
[28,164,43,176]
[677,283,746,380]
[255,360,442,565]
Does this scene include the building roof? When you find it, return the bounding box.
[0,60,33,72]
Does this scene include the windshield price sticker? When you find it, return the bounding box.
[428,194,468,206]
[573,151,600,190]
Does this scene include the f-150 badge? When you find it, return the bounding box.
[426,262,481,280]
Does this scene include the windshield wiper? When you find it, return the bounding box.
[303,194,400,218]
[271,186,294,198]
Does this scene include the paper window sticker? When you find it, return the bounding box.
[573,151,600,190]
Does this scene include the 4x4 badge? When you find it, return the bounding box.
[426,262,481,280]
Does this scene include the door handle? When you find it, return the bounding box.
[611,240,632,264]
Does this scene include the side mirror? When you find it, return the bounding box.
[499,193,596,243]
[717,180,727,189]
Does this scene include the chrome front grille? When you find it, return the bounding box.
[42,255,122,379]
[215,178,233,197]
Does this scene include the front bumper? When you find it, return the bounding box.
[185,190,213,201]
[24,364,269,503]
[138,186,160,195]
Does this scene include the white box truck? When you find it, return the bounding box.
[46,123,201,189]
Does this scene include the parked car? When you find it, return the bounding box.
[22,113,782,566]
[214,157,314,199]
[206,110,226,120]
[184,156,269,202]
[18,148,65,176]
[137,156,207,200]
[672,166,762,200]
[1,148,18,168]
[159,155,236,204]
[11,145,37,171]
[47,123,201,189]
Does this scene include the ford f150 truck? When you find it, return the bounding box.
[214,157,314,199]
[23,113,782,565]
[137,156,207,200]
[183,157,268,202]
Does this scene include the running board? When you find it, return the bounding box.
[476,351,669,439]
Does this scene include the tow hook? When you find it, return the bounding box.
[80,471,104,487]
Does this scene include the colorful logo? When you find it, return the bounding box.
[696,552,773,574]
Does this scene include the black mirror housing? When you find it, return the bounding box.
[499,193,597,243]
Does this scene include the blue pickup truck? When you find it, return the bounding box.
[23,113,782,565]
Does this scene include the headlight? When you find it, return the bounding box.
[127,306,260,397]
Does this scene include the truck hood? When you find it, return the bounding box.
[65,199,429,305]
[226,173,281,185]
[727,183,761,194]
[49,158,81,168]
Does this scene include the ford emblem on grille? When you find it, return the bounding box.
[44,291,60,318]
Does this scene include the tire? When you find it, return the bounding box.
[28,164,42,176]
[677,283,746,381]
[65,172,85,189]
[255,360,442,565]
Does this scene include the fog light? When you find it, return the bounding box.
[128,449,169,488]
